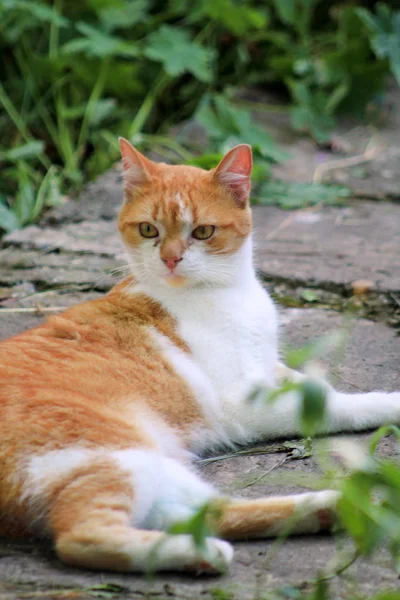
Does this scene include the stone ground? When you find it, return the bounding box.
[0,87,400,599]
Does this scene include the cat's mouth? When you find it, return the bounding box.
[163,273,189,288]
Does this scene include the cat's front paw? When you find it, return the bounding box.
[181,537,234,575]
[152,535,233,574]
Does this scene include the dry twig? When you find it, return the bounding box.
[313,134,383,184]
[0,306,66,314]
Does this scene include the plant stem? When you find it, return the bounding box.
[76,59,110,158]
[233,98,290,114]
[0,84,51,170]
[138,134,194,161]
[317,550,360,582]
[49,0,62,60]
[128,72,170,139]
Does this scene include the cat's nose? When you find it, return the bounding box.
[162,256,182,271]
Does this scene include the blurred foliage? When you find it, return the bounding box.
[0,0,399,231]
[170,332,400,598]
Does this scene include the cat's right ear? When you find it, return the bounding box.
[119,137,152,199]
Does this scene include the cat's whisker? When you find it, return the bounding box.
[90,266,132,290]
[107,265,132,275]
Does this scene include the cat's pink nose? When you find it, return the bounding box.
[162,256,182,271]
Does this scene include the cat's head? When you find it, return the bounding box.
[118,138,253,289]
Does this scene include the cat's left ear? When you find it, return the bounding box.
[213,144,252,207]
[119,137,153,199]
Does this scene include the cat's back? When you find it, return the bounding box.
[0,280,205,437]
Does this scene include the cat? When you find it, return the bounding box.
[0,138,399,575]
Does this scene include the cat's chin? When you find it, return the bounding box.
[163,274,190,289]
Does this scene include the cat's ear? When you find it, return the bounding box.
[119,137,152,198]
[213,144,252,207]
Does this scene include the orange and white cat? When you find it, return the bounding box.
[0,139,399,574]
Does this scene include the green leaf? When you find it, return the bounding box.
[89,98,117,127]
[143,25,215,82]
[99,0,149,32]
[0,0,69,26]
[290,105,334,144]
[287,80,336,143]
[267,380,302,404]
[299,380,327,436]
[325,81,350,115]
[271,0,316,38]
[169,503,213,550]
[271,0,297,27]
[0,141,45,162]
[284,330,346,369]
[61,23,139,58]
[373,593,400,600]
[13,166,36,226]
[0,200,20,233]
[196,95,289,163]
[0,0,69,41]
[186,154,222,170]
[357,5,400,86]
[300,289,319,302]
[275,585,303,599]
[254,180,351,209]
[31,167,63,221]
[369,425,400,455]
[388,35,400,86]
[314,579,330,600]
[356,7,384,34]
[203,0,268,36]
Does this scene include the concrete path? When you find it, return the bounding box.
[0,93,400,599]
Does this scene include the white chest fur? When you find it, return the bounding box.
[132,274,279,446]
[135,274,278,399]
[171,279,278,402]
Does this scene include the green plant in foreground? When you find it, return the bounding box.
[167,332,400,597]
[339,425,400,568]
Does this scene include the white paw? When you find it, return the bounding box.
[183,538,234,575]
[292,490,340,534]
[147,534,233,574]
[299,490,341,510]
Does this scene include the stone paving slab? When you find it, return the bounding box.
[254,201,400,293]
[0,291,101,340]
[0,307,398,598]
[4,221,124,257]
[0,247,119,290]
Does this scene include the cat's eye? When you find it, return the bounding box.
[138,222,159,238]
[191,225,215,240]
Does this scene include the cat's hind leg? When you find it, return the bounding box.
[214,490,340,540]
[43,452,232,574]
[24,448,339,573]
